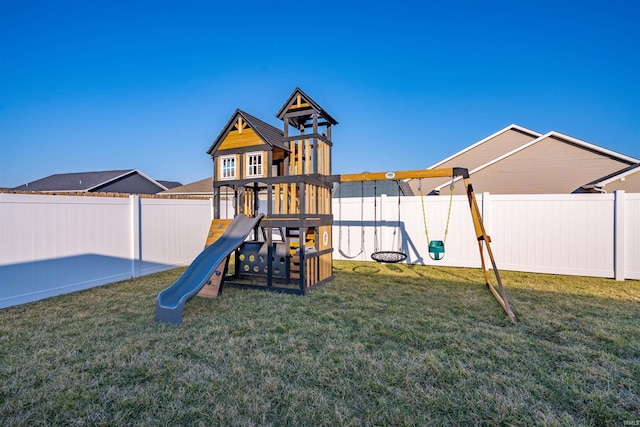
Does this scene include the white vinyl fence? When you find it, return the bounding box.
[332,191,640,281]
[0,193,216,309]
[1,191,638,309]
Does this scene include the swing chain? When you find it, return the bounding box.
[337,181,365,259]
[373,181,378,253]
[420,175,455,259]
[394,180,402,252]
[419,179,430,244]
[443,176,455,245]
[370,180,407,263]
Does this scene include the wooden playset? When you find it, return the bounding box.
[198,87,516,322]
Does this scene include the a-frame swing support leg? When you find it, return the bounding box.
[464,179,517,323]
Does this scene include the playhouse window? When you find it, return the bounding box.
[220,155,236,180]
[246,152,263,177]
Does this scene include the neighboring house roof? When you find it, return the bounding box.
[160,177,213,196]
[334,180,414,198]
[207,109,286,155]
[157,180,182,190]
[276,87,338,128]
[12,169,174,194]
[430,130,639,195]
[408,124,542,195]
[580,163,640,193]
[428,124,543,170]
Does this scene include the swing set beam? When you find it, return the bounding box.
[330,167,517,323]
[336,167,470,182]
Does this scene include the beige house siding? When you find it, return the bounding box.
[584,168,640,193]
[409,126,539,195]
[440,135,637,195]
[607,172,640,192]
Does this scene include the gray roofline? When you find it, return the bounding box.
[84,169,169,192]
[426,124,542,170]
[582,162,640,188]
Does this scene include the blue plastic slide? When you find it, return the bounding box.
[155,214,264,324]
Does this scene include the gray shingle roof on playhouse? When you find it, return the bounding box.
[276,87,338,127]
[207,109,286,155]
[240,110,288,151]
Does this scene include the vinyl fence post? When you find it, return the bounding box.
[130,195,141,279]
[614,190,625,281]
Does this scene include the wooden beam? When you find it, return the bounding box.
[283,133,332,145]
[338,167,469,182]
[313,114,318,174]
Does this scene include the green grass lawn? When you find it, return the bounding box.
[1,262,639,426]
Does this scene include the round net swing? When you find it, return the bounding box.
[370,180,407,264]
[370,250,407,263]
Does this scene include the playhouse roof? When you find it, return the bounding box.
[207,109,286,155]
[276,87,338,128]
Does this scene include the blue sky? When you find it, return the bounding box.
[1,0,639,188]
